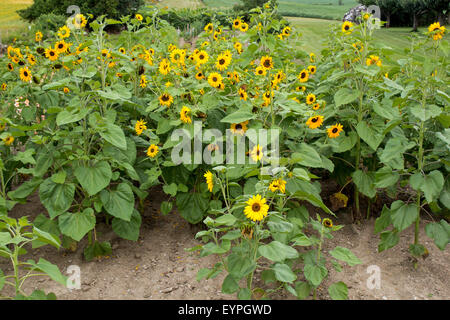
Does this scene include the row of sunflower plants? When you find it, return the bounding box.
[318,16,449,262]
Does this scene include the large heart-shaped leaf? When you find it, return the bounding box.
[58,208,96,241]
[74,161,112,196]
[100,183,134,221]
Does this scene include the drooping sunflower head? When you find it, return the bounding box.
[3,135,14,146]
[180,106,192,124]
[159,93,173,107]
[244,194,269,222]
[204,23,213,33]
[306,115,324,129]
[147,144,159,158]
[327,123,344,139]
[35,31,43,42]
[204,170,214,192]
[230,121,248,136]
[238,87,247,101]
[135,119,147,136]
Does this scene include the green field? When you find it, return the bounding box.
[0,0,31,41]
[203,0,357,20]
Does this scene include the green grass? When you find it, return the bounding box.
[203,0,357,20]
[0,0,32,41]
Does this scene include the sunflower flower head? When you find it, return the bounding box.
[135,119,147,135]
[204,170,214,192]
[244,194,269,222]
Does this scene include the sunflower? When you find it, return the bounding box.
[306,115,324,129]
[306,93,316,105]
[195,71,204,80]
[3,135,14,146]
[119,47,126,54]
[135,14,143,21]
[57,25,70,39]
[45,48,59,61]
[352,42,364,52]
[238,88,248,101]
[277,178,286,194]
[35,31,43,42]
[204,170,214,192]
[7,63,13,71]
[327,123,344,139]
[195,50,209,65]
[73,13,87,28]
[213,31,220,41]
[140,75,147,88]
[159,59,171,75]
[307,65,317,75]
[296,85,306,92]
[366,55,382,67]
[207,72,223,88]
[19,67,32,82]
[234,42,243,54]
[240,22,249,32]
[298,69,309,83]
[428,22,446,40]
[100,49,111,60]
[362,12,370,21]
[322,218,333,228]
[232,18,241,29]
[244,194,269,222]
[170,48,186,66]
[180,106,192,124]
[159,93,173,107]
[27,54,36,65]
[282,26,291,37]
[263,91,273,105]
[135,119,147,135]
[0,122,5,130]
[255,65,266,76]
[147,144,159,158]
[204,23,213,33]
[269,180,280,192]
[230,121,248,135]
[250,144,263,162]
[55,40,68,54]
[260,56,273,71]
[63,87,70,93]
[215,53,231,71]
[312,102,320,110]
[342,21,353,34]
[1,83,6,91]
[309,53,315,63]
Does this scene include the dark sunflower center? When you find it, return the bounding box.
[50,51,55,56]
[199,54,204,60]
[58,44,63,49]
[332,128,338,133]
[263,60,271,68]
[312,117,318,123]
[213,77,217,82]
[301,72,306,78]
[252,203,261,212]
[236,124,242,130]
[345,25,349,30]
[162,95,169,101]
[150,148,154,153]
[258,70,263,74]
[24,71,28,76]
[219,59,225,65]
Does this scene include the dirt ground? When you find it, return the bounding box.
[2,188,449,300]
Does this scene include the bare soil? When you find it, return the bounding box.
[2,188,449,300]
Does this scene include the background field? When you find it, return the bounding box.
[0,0,437,57]
[203,0,356,20]
[0,0,31,41]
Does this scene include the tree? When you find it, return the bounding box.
[425,0,450,24]
[234,0,278,11]
[400,0,429,32]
